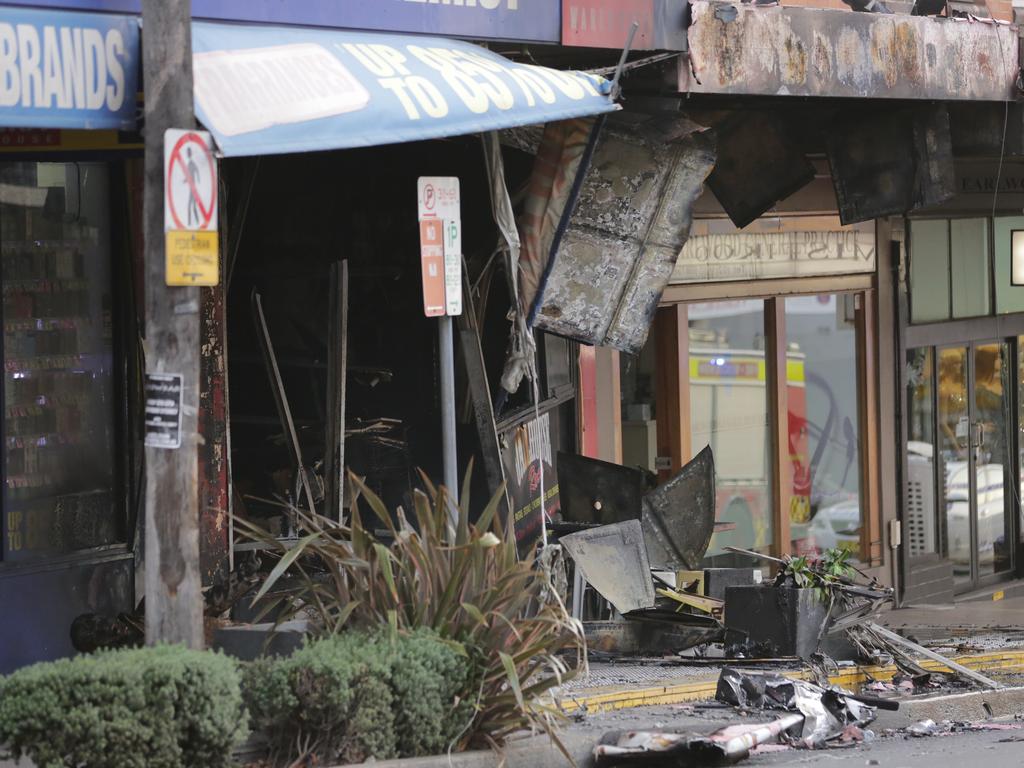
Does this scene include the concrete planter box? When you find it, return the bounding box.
[723,585,831,659]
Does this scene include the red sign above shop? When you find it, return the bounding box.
[561,0,688,50]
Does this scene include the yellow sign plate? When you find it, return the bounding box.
[166,230,219,286]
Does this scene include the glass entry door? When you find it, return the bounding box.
[908,342,1014,592]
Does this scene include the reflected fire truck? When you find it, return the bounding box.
[690,345,858,562]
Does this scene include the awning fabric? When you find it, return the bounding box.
[192,21,619,158]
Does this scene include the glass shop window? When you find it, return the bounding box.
[909,218,991,323]
[687,300,774,563]
[0,161,121,562]
[786,294,862,558]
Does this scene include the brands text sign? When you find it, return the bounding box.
[0,6,139,130]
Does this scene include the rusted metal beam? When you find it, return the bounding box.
[682,2,1018,101]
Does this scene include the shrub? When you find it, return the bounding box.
[0,644,246,768]
[238,466,585,753]
[243,628,470,765]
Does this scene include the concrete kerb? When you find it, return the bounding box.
[871,687,1024,729]
[559,649,1024,714]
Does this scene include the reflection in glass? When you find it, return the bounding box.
[937,347,970,585]
[686,301,772,565]
[786,294,861,558]
[0,162,119,561]
[1019,337,1024,548]
[973,342,1011,577]
[905,348,939,559]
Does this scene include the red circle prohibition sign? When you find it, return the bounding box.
[166,132,217,230]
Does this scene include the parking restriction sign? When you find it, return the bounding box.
[164,129,219,286]
[417,177,462,317]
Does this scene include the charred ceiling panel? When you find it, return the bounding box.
[828,104,954,224]
[533,127,715,353]
[683,2,1018,101]
[949,102,1024,158]
[706,112,816,229]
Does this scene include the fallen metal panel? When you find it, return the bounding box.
[558,451,646,525]
[641,444,716,570]
[534,126,715,353]
[561,520,657,614]
[682,2,1018,101]
[584,617,722,655]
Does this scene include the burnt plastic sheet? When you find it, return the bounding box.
[716,667,876,748]
[594,713,804,766]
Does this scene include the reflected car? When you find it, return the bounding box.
[805,497,860,554]
[944,461,1011,570]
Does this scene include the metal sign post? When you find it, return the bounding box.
[418,178,462,522]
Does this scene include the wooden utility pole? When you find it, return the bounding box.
[141,0,204,647]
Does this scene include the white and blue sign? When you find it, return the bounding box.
[0,6,139,129]
[192,21,616,158]
[2,1,560,44]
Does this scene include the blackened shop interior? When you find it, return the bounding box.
[222,135,576,535]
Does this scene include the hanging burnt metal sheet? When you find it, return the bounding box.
[641,445,716,570]
[560,520,657,614]
[533,125,715,353]
[557,451,647,525]
[682,2,1018,102]
[828,104,954,224]
[707,111,816,229]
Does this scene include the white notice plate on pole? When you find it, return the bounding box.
[417,177,462,317]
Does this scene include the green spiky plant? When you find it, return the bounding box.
[781,548,856,602]
[235,463,585,756]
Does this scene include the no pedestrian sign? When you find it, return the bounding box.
[164,128,219,286]
[417,177,462,318]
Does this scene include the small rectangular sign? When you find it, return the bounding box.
[144,373,183,449]
[417,177,462,317]
[166,231,219,286]
[419,219,446,317]
[443,218,463,316]
[561,0,689,50]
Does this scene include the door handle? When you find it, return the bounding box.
[970,423,985,449]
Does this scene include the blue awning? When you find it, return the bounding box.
[192,21,618,158]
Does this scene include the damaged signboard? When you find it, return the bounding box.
[500,410,561,559]
[528,124,715,354]
[682,2,1018,102]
